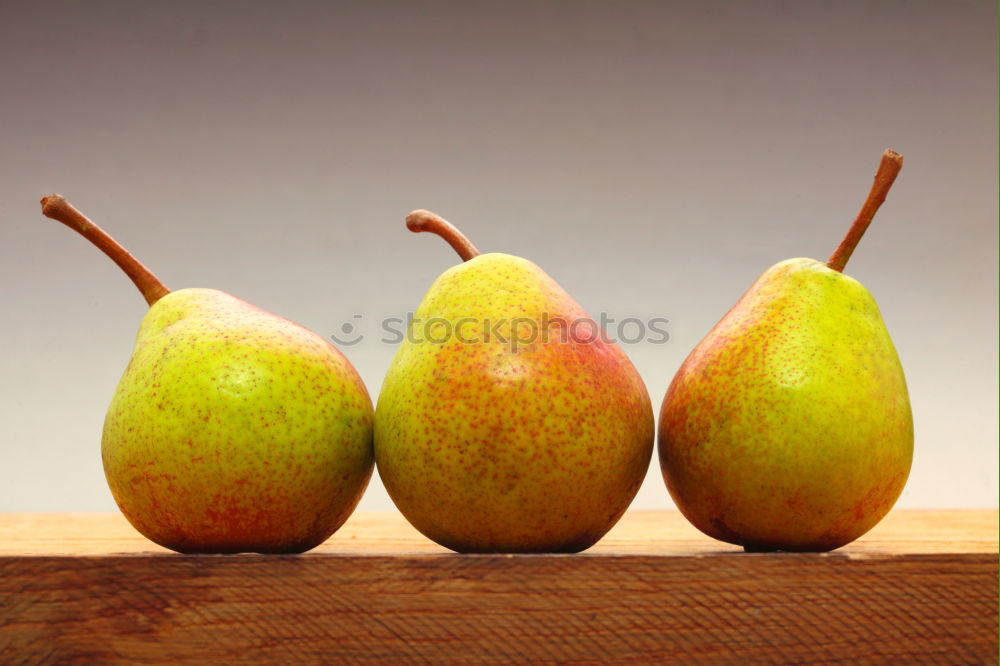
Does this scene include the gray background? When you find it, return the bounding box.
[1,1,996,512]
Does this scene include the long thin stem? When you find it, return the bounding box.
[827,149,904,272]
[40,194,170,306]
[405,209,481,262]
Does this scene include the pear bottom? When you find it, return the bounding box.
[109,466,373,555]
[106,453,374,554]
[385,483,643,555]
[376,430,652,555]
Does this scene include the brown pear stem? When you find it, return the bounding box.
[40,194,170,306]
[405,209,481,262]
[826,149,904,272]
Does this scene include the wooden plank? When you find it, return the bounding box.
[1,510,997,556]
[1,511,997,663]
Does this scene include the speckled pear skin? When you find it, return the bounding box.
[103,287,374,554]
[659,258,913,551]
[375,253,654,553]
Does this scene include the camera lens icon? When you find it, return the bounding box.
[330,314,364,346]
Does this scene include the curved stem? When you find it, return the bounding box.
[405,209,481,262]
[40,194,170,306]
[827,149,904,272]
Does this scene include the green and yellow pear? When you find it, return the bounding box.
[659,150,913,552]
[40,195,373,553]
[375,210,654,553]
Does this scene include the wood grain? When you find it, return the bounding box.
[1,511,997,664]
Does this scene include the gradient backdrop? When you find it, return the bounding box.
[1,1,996,513]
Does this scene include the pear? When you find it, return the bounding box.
[375,210,654,553]
[40,195,374,553]
[659,150,913,552]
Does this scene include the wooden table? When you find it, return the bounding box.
[2,510,996,663]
